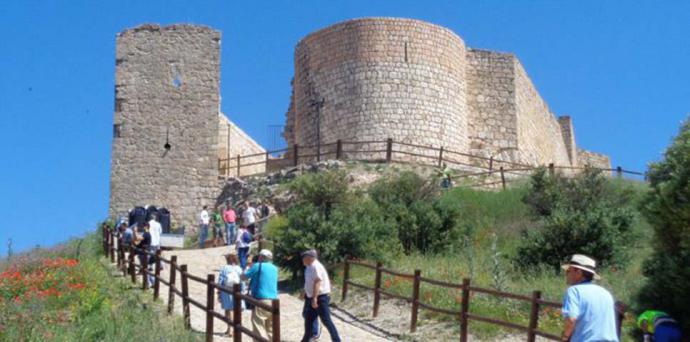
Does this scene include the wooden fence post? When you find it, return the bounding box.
[373,262,383,317]
[181,265,191,329]
[385,138,393,163]
[341,260,350,301]
[236,154,241,178]
[206,274,215,342]
[293,144,299,166]
[548,163,555,176]
[232,283,242,342]
[410,269,421,333]
[142,252,149,290]
[265,151,270,173]
[500,167,506,190]
[109,232,115,263]
[527,290,542,342]
[616,166,623,178]
[129,246,136,283]
[460,278,471,342]
[317,139,321,162]
[272,299,281,342]
[153,249,162,300]
[489,156,494,174]
[102,226,108,255]
[438,147,444,167]
[336,139,342,160]
[115,236,121,267]
[167,256,178,314]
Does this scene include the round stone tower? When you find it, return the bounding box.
[285,17,469,160]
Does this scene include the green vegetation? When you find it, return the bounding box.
[637,118,690,333]
[516,167,641,271]
[0,226,199,342]
[266,167,651,339]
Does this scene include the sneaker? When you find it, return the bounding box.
[309,323,321,342]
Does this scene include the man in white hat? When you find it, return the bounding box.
[561,254,618,342]
[242,249,278,341]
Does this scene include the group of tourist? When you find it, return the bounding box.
[115,212,163,287]
[198,201,270,249]
[215,247,340,342]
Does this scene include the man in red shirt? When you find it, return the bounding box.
[223,201,237,246]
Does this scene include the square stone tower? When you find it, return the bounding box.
[109,24,221,228]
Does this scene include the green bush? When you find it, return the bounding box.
[637,118,690,332]
[369,171,460,253]
[268,171,400,276]
[515,167,638,271]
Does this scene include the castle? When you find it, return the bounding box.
[109,18,610,228]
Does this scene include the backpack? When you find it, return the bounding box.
[241,230,252,244]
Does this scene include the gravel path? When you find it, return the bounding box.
[155,245,392,342]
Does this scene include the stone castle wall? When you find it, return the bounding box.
[465,50,519,163]
[577,148,612,170]
[218,114,266,177]
[287,18,469,162]
[109,24,221,228]
[283,18,612,171]
[513,60,571,167]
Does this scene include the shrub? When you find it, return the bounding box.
[369,171,460,253]
[637,118,690,332]
[268,171,400,276]
[515,167,637,271]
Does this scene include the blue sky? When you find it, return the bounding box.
[1,1,688,255]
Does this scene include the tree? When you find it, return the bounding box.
[637,118,690,332]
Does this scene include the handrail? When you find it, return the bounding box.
[339,258,596,341]
[102,236,282,342]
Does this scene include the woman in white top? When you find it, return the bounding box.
[217,252,244,336]
[235,225,253,269]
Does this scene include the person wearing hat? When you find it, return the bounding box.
[242,249,278,341]
[301,249,341,342]
[561,254,618,342]
[637,310,682,342]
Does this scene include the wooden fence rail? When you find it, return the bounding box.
[218,138,644,183]
[341,259,625,342]
[102,228,280,342]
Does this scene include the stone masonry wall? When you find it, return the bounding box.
[558,116,578,166]
[577,148,612,170]
[288,18,469,163]
[513,60,571,166]
[218,114,266,177]
[465,50,519,164]
[109,24,221,229]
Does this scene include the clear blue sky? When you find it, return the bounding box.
[1,1,688,255]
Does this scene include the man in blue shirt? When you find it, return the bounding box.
[243,249,278,341]
[561,254,618,342]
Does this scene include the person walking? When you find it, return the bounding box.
[198,206,210,249]
[236,225,252,270]
[217,251,245,337]
[637,310,682,342]
[148,214,162,252]
[223,202,237,246]
[212,208,224,246]
[242,201,259,234]
[561,254,618,342]
[301,249,341,342]
[242,249,279,341]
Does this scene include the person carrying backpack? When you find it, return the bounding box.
[236,225,253,269]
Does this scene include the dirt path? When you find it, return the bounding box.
[156,245,392,342]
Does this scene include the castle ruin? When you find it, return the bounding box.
[109,18,610,228]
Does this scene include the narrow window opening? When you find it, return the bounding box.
[113,123,122,138]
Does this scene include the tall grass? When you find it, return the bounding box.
[0,227,200,342]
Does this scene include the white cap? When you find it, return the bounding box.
[259,249,273,259]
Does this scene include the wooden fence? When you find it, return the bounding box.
[102,227,280,342]
[218,138,644,186]
[341,259,626,342]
